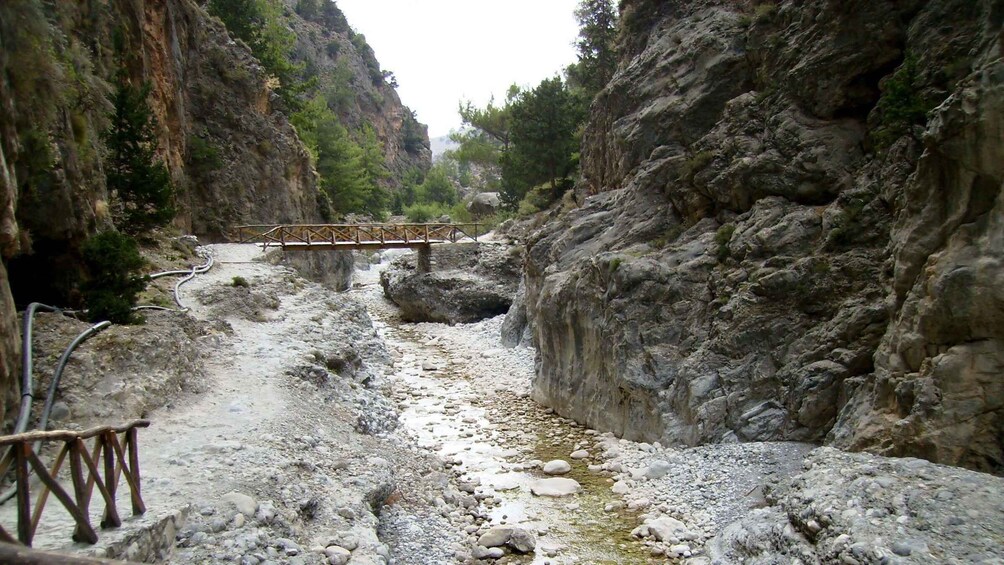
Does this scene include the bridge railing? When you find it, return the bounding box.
[230,223,481,248]
[0,420,149,546]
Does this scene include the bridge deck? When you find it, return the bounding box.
[230,223,481,250]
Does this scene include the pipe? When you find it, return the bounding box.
[172,250,214,311]
[15,303,61,435]
[34,321,112,438]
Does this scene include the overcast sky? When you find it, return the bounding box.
[335,0,581,138]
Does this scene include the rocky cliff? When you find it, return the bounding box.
[519,0,1003,473]
[0,0,429,427]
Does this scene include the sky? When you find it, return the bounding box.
[335,0,581,138]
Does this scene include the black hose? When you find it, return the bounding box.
[15,303,60,435]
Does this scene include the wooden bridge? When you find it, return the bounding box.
[230,223,482,272]
[231,223,481,251]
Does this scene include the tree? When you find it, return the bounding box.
[570,0,618,98]
[104,76,174,234]
[502,77,582,206]
[418,162,458,205]
[82,232,148,324]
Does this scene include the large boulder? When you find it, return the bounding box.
[380,242,521,324]
[466,192,501,217]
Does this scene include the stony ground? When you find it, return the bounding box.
[6,242,1001,565]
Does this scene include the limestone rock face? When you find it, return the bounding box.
[524,0,1003,472]
[381,243,521,324]
[708,447,1004,563]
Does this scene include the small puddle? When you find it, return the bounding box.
[354,264,651,564]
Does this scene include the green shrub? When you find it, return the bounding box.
[404,203,442,223]
[871,55,932,150]
[232,276,250,288]
[82,231,148,324]
[680,150,714,183]
[754,2,778,23]
[715,223,736,262]
[188,135,222,177]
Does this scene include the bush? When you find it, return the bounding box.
[404,202,443,223]
[232,276,250,288]
[82,231,148,324]
[715,223,736,262]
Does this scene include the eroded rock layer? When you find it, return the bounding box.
[522,0,1003,473]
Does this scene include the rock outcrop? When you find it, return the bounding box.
[381,243,521,324]
[708,447,1004,563]
[521,0,1003,473]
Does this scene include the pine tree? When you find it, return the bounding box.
[104,76,174,234]
[571,0,619,98]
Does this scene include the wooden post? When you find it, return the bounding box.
[417,245,432,273]
[100,433,120,528]
[14,444,31,545]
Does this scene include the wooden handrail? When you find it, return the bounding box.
[0,420,149,547]
[228,223,481,250]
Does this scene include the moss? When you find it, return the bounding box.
[609,257,623,272]
[232,276,250,288]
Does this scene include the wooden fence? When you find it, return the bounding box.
[0,420,149,546]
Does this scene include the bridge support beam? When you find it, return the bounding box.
[417,245,432,273]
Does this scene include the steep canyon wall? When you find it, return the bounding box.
[522,0,1003,473]
[0,0,428,427]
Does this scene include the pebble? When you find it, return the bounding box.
[570,450,589,459]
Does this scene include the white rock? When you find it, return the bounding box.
[324,546,352,565]
[530,478,581,497]
[611,481,631,495]
[221,492,258,518]
[543,460,572,475]
[645,460,674,479]
[647,517,697,542]
[570,450,589,459]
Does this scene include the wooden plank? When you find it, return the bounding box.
[25,450,98,544]
[0,421,150,447]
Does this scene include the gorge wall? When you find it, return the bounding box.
[0,0,429,426]
[521,0,1003,473]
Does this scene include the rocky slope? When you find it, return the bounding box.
[0,0,429,426]
[516,0,1003,474]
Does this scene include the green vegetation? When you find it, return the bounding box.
[567,0,619,100]
[680,150,715,183]
[188,134,222,177]
[448,1,616,215]
[207,0,311,109]
[754,2,779,23]
[231,276,250,288]
[715,223,736,262]
[872,55,932,150]
[82,232,148,324]
[103,75,175,235]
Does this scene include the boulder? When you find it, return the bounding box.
[466,192,501,217]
